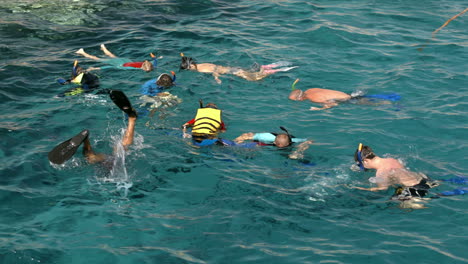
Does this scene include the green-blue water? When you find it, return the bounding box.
[1,0,467,263]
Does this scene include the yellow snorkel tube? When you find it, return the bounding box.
[357,143,365,171]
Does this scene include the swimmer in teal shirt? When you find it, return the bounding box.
[76,44,156,72]
[235,127,313,159]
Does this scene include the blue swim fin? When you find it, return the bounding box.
[362,93,401,101]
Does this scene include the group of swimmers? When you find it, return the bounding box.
[49,43,465,209]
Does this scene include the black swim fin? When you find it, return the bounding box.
[109,90,137,117]
[48,129,89,165]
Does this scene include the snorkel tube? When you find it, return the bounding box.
[291,78,300,90]
[279,126,293,145]
[57,60,79,85]
[72,60,78,77]
[171,71,176,82]
[356,143,365,171]
[150,52,158,68]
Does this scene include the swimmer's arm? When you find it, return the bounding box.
[289,140,313,160]
[86,67,102,72]
[351,186,388,192]
[310,102,338,111]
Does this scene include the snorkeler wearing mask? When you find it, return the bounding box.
[234,127,313,159]
[351,143,439,209]
[76,44,157,72]
[56,60,100,97]
[140,71,176,96]
[288,79,401,110]
[181,100,227,145]
[179,53,298,84]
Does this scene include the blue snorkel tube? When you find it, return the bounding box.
[150,53,158,68]
[356,143,365,171]
[57,60,79,85]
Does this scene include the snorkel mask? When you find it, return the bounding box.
[356,143,365,171]
[58,60,82,85]
[180,53,195,70]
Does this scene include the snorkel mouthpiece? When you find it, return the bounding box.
[357,143,365,171]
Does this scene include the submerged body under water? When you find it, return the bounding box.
[0,0,467,263]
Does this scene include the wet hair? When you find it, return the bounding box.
[180,56,196,70]
[204,103,218,109]
[273,126,293,148]
[141,60,154,72]
[274,134,292,148]
[156,73,174,87]
[354,145,376,162]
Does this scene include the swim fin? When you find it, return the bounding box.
[109,90,137,117]
[48,129,89,164]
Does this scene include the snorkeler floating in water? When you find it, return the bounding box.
[76,44,158,72]
[56,60,100,97]
[234,127,313,159]
[182,100,226,145]
[288,79,401,110]
[179,53,298,84]
[48,90,137,165]
[351,143,439,209]
[140,71,176,96]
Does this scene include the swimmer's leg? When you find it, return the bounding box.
[82,136,106,164]
[261,61,292,69]
[122,116,137,149]
[109,90,137,150]
[75,48,101,60]
[100,44,117,58]
[262,66,298,74]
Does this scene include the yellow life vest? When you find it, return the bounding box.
[192,108,222,136]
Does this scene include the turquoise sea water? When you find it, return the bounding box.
[1,0,467,263]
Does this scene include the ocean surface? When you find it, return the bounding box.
[1,0,467,263]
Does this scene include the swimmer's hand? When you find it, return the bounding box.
[310,107,323,111]
[234,132,254,143]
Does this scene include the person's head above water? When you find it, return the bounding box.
[204,102,218,109]
[141,60,154,72]
[354,144,376,169]
[156,73,174,87]
[274,133,292,148]
[180,54,196,70]
[288,89,304,101]
[273,126,293,148]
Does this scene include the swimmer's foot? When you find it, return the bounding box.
[48,129,89,165]
[263,66,298,74]
[109,90,137,118]
[261,61,292,70]
[75,48,85,55]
